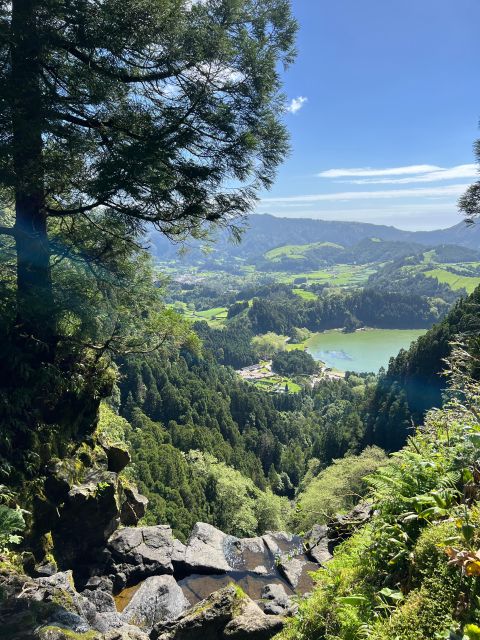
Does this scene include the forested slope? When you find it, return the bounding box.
[368,285,480,438]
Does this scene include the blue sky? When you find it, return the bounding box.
[256,0,480,230]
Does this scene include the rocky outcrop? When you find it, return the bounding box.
[327,502,372,542]
[151,585,284,640]
[121,487,149,527]
[277,557,306,590]
[108,526,186,589]
[103,444,131,474]
[4,494,374,640]
[31,444,148,577]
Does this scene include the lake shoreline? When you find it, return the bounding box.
[305,328,427,374]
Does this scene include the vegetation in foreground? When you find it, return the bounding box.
[280,347,480,640]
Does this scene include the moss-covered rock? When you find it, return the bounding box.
[151,585,284,640]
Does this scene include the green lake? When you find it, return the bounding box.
[306,329,427,373]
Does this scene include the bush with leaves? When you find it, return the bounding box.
[0,485,25,551]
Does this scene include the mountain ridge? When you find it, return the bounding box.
[148,214,480,262]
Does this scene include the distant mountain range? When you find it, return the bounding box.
[148,214,480,262]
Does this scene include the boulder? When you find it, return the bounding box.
[260,583,293,616]
[104,444,131,473]
[224,536,271,575]
[121,486,148,526]
[308,538,333,566]
[37,625,149,640]
[51,469,122,569]
[304,525,333,566]
[108,525,186,588]
[151,585,284,640]
[223,597,284,639]
[262,532,300,558]
[0,568,101,639]
[277,557,306,590]
[120,576,189,632]
[184,523,232,574]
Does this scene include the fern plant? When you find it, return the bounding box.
[0,485,25,551]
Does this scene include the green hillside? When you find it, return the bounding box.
[265,241,345,261]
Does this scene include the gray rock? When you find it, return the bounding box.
[304,524,328,548]
[121,575,189,631]
[184,522,232,573]
[303,525,333,565]
[52,470,122,569]
[261,583,295,616]
[34,560,58,577]
[108,525,185,586]
[262,531,299,558]
[82,587,118,613]
[225,536,271,574]
[261,583,289,604]
[103,627,150,640]
[308,538,333,565]
[151,585,284,640]
[223,597,284,639]
[277,557,306,589]
[328,503,372,541]
[121,486,148,526]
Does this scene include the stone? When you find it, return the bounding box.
[303,525,333,565]
[120,576,189,631]
[103,627,150,640]
[277,557,306,589]
[223,597,284,639]
[34,560,58,577]
[184,522,232,574]
[151,585,284,640]
[52,470,122,569]
[120,486,148,526]
[108,525,184,586]
[104,444,131,473]
[224,536,271,575]
[0,568,102,638]
[262,531,300,558]
[308,538,333,566]
[328,503,372,542]
[261,584,294,616]
[82,588,118,614]
[304,524,328,549]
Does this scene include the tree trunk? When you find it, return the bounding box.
[11,0,55,345]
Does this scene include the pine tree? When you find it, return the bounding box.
[0,0,297,344]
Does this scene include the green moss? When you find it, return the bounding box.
[369,581,457,640]
[38,626,101,640]
[51,587,75,611]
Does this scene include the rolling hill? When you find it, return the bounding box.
[148,214,480,264]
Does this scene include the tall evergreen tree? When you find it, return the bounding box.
[0,0,297,343]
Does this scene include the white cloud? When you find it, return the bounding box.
[342,164,478,185]
[317,164,441,178]
[261,183,470,204]
[286,96,308,114]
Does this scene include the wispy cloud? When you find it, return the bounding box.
[261,183,470,204]
[328,164,478,185]
[287,96,308,114]
[317,164,440,178]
